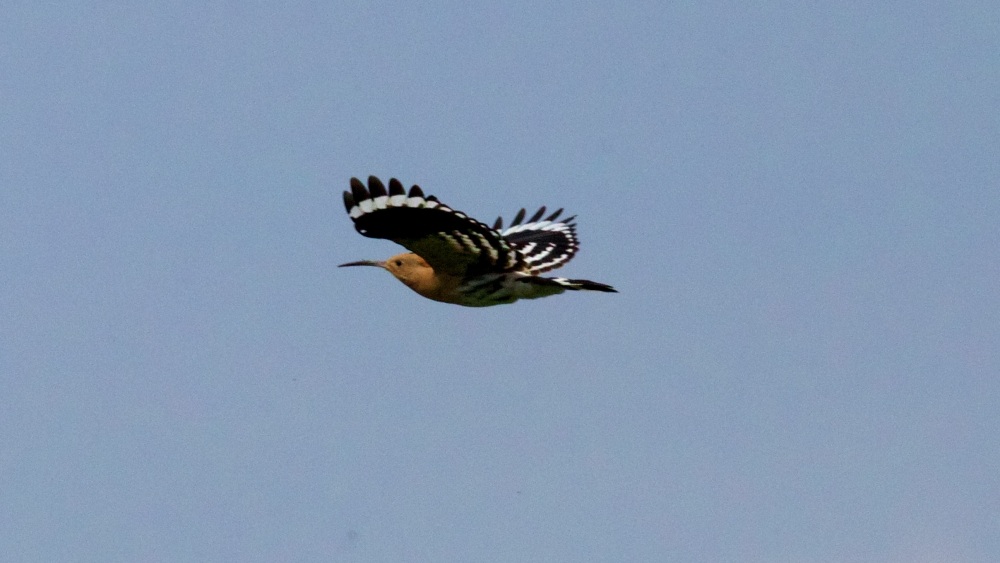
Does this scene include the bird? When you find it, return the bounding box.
[339,176,617,307]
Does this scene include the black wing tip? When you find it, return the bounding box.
[528,206,546,223]
[343,190,356,213]
[409,185,425,198]
[350,177,370,202]
[511,208,526,226]
[368,176,387,197]
[388,178,405,196]
[504,207,567,228]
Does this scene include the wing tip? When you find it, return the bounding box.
[350,177,369,203]
[511,208,526,226]
[528,206,546,223]
[368,176,387,197]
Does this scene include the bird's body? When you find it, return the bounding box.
[340,176,616,307]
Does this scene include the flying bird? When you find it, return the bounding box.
[340,176,617,307]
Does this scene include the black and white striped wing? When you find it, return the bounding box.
[343,176,523,276]
[493,206,579,274]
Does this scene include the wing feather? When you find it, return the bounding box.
[343,176,523,276]
[498,206,580,274]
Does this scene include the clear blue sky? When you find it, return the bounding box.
[2,1,998,561]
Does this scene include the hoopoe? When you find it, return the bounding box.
[340,176,617,307]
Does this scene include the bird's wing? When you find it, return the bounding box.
[344,176,523,277]
[493,207,580,274]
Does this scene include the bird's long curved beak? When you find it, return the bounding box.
[338,260,385,268]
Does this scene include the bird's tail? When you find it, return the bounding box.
[549,277,617,293]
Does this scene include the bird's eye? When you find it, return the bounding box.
[395,260,403,266]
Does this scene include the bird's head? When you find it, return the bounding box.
[339,252,432,289]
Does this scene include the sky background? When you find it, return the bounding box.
[1,1,998,562]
